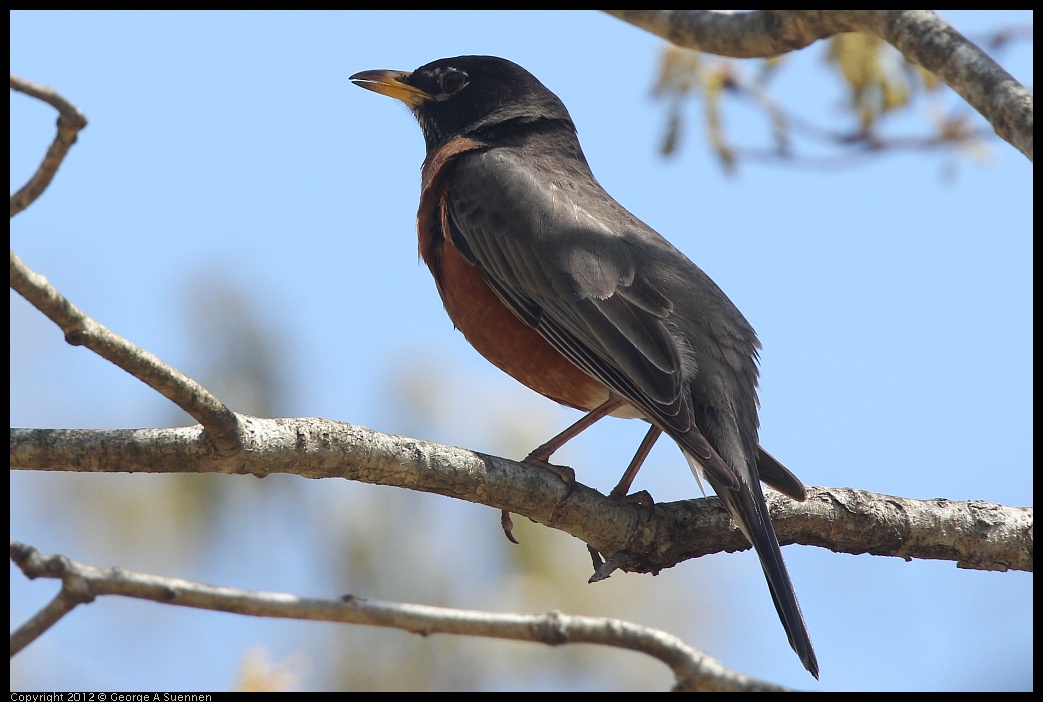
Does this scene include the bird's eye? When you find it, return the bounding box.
[440,70,468,95]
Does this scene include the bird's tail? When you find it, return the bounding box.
[684,450,820,679]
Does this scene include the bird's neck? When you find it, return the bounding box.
[453,116,589,167]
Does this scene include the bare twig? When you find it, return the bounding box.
[9,250,242,455]
[10,75,242,454]
[9,587,85,656]
[728,71,996,168]
[720,133,994,171]
[10,421,1033,574]
[10,74,88,218]
[9,541,790,691]
[605,10,1033,160]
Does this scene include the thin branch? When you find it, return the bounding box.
[880,11,1032,161]
[9,250,242,455]
[9,541,790,692]
[656,46,996,173]
[605,10,1033,160]
[10,421,1033,574]
[731,69,996,163]
[721,133,995,172]
[10,74,88,218]
[10,75,242,454]
[9,587,85,656]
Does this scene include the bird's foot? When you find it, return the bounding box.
[609,487,656,520]
[586,544,604,570]
[587,549,639,583]
[500,456,577,544]
[523,453,577,500]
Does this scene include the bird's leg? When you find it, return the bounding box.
[585,425,663,562]
[524,396,626,468]
[608,424,661,511]
[501,396,626,544]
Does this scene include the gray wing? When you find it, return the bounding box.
[447,146,818,675]
[444,147,741,489]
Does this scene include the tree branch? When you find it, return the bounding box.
[9,249,243,455]
[605,10,1033,160]
[10,74,88,218]
[10,76,243,455]
[9,541,792,692]
[10,422,1032,574]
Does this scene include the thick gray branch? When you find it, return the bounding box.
[10,420,1032,574]
[605,10,1033,160]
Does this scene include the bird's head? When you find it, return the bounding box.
[351,55,575,152]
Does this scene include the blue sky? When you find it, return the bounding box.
[11,11,1032,692]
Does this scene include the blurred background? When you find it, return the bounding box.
[10,10,1032,692]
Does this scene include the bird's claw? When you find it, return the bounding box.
[609,488,656,520]
[500,509,520,544]
[586,544,604,570]
[523,454,577,500]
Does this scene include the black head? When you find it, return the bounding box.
[350,55,575,152]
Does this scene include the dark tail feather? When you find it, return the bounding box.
[756,445,807,502]
[711,472,819,679]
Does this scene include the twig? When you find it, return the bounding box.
[605,11,1033,160]
[10,74,88,218]
[10,76,242,454]
[9,251,242,455]
[9,541,791,691]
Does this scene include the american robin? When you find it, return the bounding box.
[351,55,818,678]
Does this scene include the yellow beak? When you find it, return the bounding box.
[349,69,431,107]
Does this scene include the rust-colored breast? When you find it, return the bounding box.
[417,138,609,412]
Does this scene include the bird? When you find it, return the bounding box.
[350,55,818,678]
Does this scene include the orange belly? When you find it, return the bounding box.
[429,228,611,413]
[416,136,637,417]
